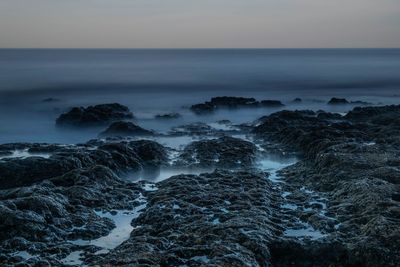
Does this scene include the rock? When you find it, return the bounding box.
[190,96,258,114]
[327,97,349,105]
[154,113,181,120]
[0,140,167,189]
[56,103,134,127]
[253,105,400,266]
[99,121,153,137]
[260,100,285,107]
[42,98,60,102]
[292,98,302,103]
[92,170,281,267]
[177,136,257,169]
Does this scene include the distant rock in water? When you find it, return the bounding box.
[190,96,284,114]
[56,103,134,127]
[260,100,284,107]
[42,97,60,102]
[99,121,153,137]
[327,97,349,105]
[350,100,372,106]
[292,98,302,103]
[155,113,181,120]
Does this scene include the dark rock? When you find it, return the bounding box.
[260,100,285,107]
[0,140,167,189]
[292,98,302,103]
[93,170,280,267]
[42,98,60,102]
[56,103,133,127]
[99,121,153,137]
[177,136,257,169]
[190,96,258,114]
[253,105,400,266]
[327,97,349,105]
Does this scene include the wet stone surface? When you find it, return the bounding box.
[0,101,399,266]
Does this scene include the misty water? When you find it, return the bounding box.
[0,49,400,144]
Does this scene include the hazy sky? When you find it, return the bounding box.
[0,0,399,48]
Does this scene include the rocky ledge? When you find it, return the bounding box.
[56,103,134,127]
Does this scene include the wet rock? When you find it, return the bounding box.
[327,97,349,105]
[292,98,302,103]
[99,121,154,137]
[254,105,400,266]
[56,103,134,127]
[0,140,168,189]
[177,136,257,169]
[93,170,281,266]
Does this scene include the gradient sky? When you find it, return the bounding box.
[0,0,399,48]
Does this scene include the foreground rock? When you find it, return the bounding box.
[56,103,134,127]
[0,139,169,266]
[92,170,282,266]
[254,105,400,266]
[99,121,154,137]
[177,136,257,169]
[0,140,167,190]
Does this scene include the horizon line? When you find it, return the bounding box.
[1,47,400,50]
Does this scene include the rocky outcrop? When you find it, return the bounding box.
[0,140,168,190]
[93,170,281,266]
[254,105,400,266]
[177,136,257,169]
[56,103,134,127]
[99,121,154,137]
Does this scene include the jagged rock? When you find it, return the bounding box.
[56,103,134,127]
[92,170,281,267]
[177,136,257,169]
[0,140,167,189]
[99,121,153,137]
[254,105,400,266]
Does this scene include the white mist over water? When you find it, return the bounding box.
[0,49,399,144]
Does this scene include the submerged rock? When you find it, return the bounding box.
[56,103,134,127]
[99,121,154,137]
[154,113,181,120]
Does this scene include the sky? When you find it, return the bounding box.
[0,0,399,48]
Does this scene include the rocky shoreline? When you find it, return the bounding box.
[0,98,399,266]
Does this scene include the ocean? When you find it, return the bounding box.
[0,48,399,143]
